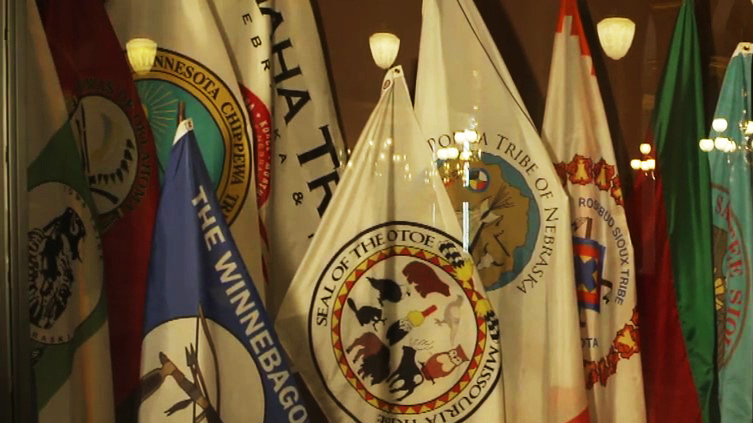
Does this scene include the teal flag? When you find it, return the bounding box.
[707,42,753,423]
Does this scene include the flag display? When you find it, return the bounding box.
[541,1,645,421]
[38,0,160,417]
[27,0,115,420]
[106,0,267,299]
[707,43,753,423]
[138,119,309,423]
[414,0,587,422]
[649,2,718,422]
[210,0,346,316]
[276,66,506,422]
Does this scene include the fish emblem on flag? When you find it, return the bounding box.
[310,222,501,422]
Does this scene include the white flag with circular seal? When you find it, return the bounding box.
[208,0,347,317]
[105,0,266,299]
[415,0,589,422]
[277,67,506,423]
[541,1,645,422]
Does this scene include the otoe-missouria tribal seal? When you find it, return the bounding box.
[135,48,252,224]
[711,184,751,367]
[310,222,501,422]
[28,182,102,345]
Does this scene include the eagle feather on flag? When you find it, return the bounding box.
[276,66,506,423]
[27,0,115,420]
[414,1,588,422]
[541,1,646,422]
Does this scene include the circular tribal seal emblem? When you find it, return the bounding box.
[310,222,501,422]
[135,48,252,224]
[711,184,751,367]
[69,85,154,230]
[28,182,102,344]
[442,153,541,290]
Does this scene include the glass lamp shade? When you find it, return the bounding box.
[597,17,635,60]
[369,33,400,70]
[699,138,715,152]
[126,38,157,75]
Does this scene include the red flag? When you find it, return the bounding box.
[38,0,160,419]
[629,154,702,423]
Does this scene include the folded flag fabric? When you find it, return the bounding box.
[415,1,587,421]
[541,1,645,421]
[139,119,309,423]
[707,42,753,423]
[27,0,115,420]
[277,66,507,422]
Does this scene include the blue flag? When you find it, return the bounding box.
[138,119,309,423]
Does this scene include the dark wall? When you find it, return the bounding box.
[314,0,753,192]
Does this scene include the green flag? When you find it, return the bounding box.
[26,0,114,420]
[652,1,718,422]
[707,42,753,423]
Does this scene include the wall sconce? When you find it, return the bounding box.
[699,118,753,153]
[436,130,483,184]
[597,17,635,60]
[126,38,157,75]
[369,33,400,70]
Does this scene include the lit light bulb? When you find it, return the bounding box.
[640,160,651,171]
[126,38,157,74]
[645,159,656,170]
[715,137,730,151]
[630,159,642,169]
[639,143,651,155]
[699,138,714,152]
[712,118,728,133]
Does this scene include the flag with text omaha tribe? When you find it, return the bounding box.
[106,0,267,299]
[414,0,587,422]
[139,119,309,423]
[277,67,506,422]
[708,43,753,423]
[541,1,645,422]
[27,0,115,421]
[209,0,346,316]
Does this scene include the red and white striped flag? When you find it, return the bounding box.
[541,1,646,422]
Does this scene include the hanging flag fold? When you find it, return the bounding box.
[27,0,115,421]
[631,2,716,422]
[277,66,506,422]
[541,1,645,422]
[138,119,309,423]
[209,0,346,317]
[415,1,587,422]
[38,0,161,418]
[106,0,267,300]
[707,42,753,423]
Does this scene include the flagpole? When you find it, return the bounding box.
[1,0,33,421]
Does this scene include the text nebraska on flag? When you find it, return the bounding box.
[105,0,267,299]
[209,0,346,316]
[414,0,588,422]
[138,119,308,423]
[541,1,645,422]
[26,0,115,421]
[38,0,161,417]
[276,66,506,423]
[707,43,753,423]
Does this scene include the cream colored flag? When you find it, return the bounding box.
[277,66,506,423]
[415,0,589,422]
[541,1,645,422]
